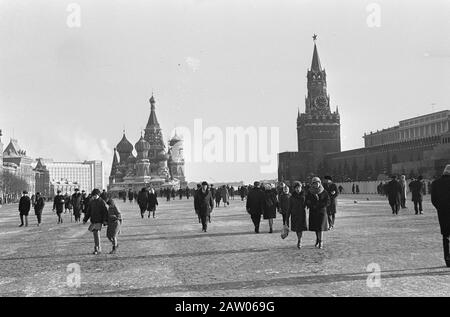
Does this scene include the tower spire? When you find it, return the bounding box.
[311,34,322,72]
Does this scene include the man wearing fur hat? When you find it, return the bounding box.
[194,181,214,232]
[246,181,265,233]
[18,191,31,227]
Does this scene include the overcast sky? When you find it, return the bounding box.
[0,0,449,185]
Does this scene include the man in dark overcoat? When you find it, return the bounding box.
[246,181,265,233]
[323,176,339,230]
[409,176,425,215]
[53,190,65,224]
[128,189,134,203]
[71,188,83,222]
[147,188,159,218]
[18,190,31,227]
[431,165,450,267]
[137,188,149,219]
[385,175,402,215]
[194,181,214,232]
[34,192,45,226]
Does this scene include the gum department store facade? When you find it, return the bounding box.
[278,38,450,185]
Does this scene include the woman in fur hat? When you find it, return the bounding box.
[287,182,308,249]
[262,183,278,233]
[305,177,330,249]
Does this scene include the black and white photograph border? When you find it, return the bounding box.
[0,0,449,301]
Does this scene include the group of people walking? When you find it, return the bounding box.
[385,174,426,215]
[137,187,159,218]
[246,176,338,249]
[18,191,44,227]
[18,187,121,255]
[82,188,122,255]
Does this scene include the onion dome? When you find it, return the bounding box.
[116,132,133,154]
[135,136,150,153]
[169,131,183,146]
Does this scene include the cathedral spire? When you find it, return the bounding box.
[311,34,322,72]
[110,148,119,175]
[146,94,160,128]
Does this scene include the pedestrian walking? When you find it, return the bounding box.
[194,181,214,232]
[386,175,402,215]
[106,199,122,254]
[305,177,330,249]
[409,176,425,215]
[278,185,291,226]
[286,182,307,249]
[239,186,247,201]
[171,188,176,200]
[81,191,90,216]
[352,184,355,194]
[215,188,222,208]
[246,181,265,233]
[399,175,407,208]
[262,183,277,233]
[185,187,191,199]
[128,189,134,203]
[229,186,235,200]
[53,190,65,224]
[221,185,230,207]
[34,192,45,226]
[71,188,83,222]
[64,192,72,215]
[165,188,171,202]
[137,187,149,219]
[147,188,158,218]
[323,176,338,230]
[431,165,450,267]
[83,189,108,255]
[18,190,31,227]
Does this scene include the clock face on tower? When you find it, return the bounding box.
[314,95,328,111]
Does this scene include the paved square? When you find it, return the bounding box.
[0,194,449,296]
